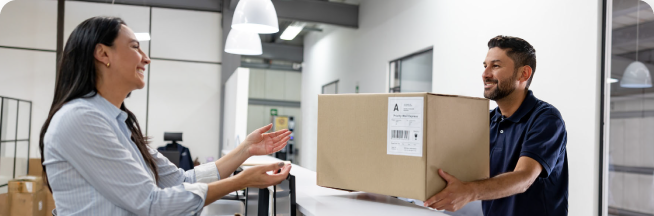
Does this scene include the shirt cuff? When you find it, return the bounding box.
[182,182,208,214]
[520,151,552,178]
[194,162,220,183]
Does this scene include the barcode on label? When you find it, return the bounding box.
[391,130,410,140]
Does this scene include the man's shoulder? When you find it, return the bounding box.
[531,98,564,123]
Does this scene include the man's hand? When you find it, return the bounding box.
[424,169,477,211]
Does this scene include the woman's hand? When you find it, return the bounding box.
[242,124,291,156]
[236,162,292,188]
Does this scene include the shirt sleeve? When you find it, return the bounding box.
[151,147,221,188]
[519,113,567,178]
[52,107,207,215]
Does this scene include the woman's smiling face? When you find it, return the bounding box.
[105,24,150,90]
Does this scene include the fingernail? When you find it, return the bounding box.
[278,162,284,167]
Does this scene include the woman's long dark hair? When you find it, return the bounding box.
[39,17,159,192]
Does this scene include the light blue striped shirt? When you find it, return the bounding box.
[43,93,220,215]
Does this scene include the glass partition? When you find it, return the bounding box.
[0,97,32,188]
[606,0,654,215]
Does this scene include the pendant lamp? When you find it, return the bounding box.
[224,28,262,55]
[232,0,279,34]
[621,61,652,88]
[620,0,652,88]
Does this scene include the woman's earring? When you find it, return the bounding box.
[106,62,110,67]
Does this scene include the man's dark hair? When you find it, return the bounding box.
[488,35,537,89]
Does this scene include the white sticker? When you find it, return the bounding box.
[25,182,33,193]
[387,97,424,157]
[39,201,42,210]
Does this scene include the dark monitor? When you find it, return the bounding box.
[159,150,180,167]
[164,132,183,142]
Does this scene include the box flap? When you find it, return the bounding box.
[426,93,487,100]
[8,176,43,194]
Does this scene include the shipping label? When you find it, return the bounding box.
[387,97,424,157]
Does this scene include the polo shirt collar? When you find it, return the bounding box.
[492,90,538,123]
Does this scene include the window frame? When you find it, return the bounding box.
[322,80,339,94]
[388,47,434,93]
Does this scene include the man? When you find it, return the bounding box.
[424,35,568,216]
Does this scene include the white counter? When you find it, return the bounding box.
[243,156,448,216]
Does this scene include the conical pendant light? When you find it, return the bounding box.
[232,0,279,34]
[224,28,262,55]
[620,0,652,88]
[621,61,652,88]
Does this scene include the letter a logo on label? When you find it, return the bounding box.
[393,104,399,112]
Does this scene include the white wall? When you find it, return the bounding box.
[222,67,250,153]
[150,8,221,63]
[148,60,221,163]
[0,1,224,165]
[0,0,57,159]
[609,115,654,214]
[147,8,222,163]
[302,0,602,215]
[63,1,152,142]
[0,0,56,50]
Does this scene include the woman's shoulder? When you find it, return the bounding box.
[57,97,103,118]
[47,97,108,136]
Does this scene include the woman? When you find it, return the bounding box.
[39,16,292,215]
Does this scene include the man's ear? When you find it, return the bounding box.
[94,44,110,65]
[520,65,533,82]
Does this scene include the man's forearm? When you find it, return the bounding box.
[469,170,537,201]
[214,144,251,179]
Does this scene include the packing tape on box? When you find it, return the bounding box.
[25,182,32,193]
[23,176,38,180]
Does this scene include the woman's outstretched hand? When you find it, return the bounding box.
[236,162,292,188]
[243,123,291,156]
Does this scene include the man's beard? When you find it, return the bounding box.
[484,72,517,101]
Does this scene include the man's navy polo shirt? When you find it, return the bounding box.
[482,90,568,216]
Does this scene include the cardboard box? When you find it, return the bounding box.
[28,158,44,177]
[46,192,55,216]
[28,158,55,216]
[8,176,43,194]
[0,193,7,216]
[317,93,490,201]
[8,176,46,216]
[8,191,46,216]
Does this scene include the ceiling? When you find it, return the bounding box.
[259,0,360,46]
[76,0,359,48]
[259,20,321,46]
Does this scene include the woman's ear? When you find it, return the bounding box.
[94,44,110,66]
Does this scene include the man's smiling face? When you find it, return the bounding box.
[482,47,520,101]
